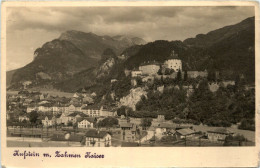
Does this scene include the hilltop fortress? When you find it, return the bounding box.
[128,50,208,79]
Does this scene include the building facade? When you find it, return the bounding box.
[164,59,182,72]
[139,64,160,75]
[85,130,112,147]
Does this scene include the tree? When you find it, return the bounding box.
[136,77,143,86]
[67,121,73,127]
[177,69,182,81]
[29,111,38,124]
[73,123,78,133]
[184,70,188,81]
[98,117,118,127]
[224,134,246,146]
[207,70,216,82]
[140,118,152,130]
[238,119,255,131]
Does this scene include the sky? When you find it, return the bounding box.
[6,6,254,71]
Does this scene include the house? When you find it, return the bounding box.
[67,112,88,124]
[131,70,142,77]
[155,123,175,136]
[19,114,30,122]
[38,104,53,112]
[73,93,80,98]
[164,50,182,72]
[26,105,37,113]
[174,128,196,140]
[77,118,95,129]
[207,128,234,142]
[85,130,112,147]
[81,105,102,117]
[111,79,118,83]
[65,104,82,114]
[91,92,97,97]
[120,122,137,141]
[41,115,56,127]
[157,115,165,122]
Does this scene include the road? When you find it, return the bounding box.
[140,130,154,143]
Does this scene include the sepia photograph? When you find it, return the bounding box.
[4,4,257,149]
[2,1,260,167]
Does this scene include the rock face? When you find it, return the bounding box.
[119,87,147,111]
[36,72,52,80]
[97,57,116,78]
[96,48,118,78]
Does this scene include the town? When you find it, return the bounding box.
[6,50,255,147]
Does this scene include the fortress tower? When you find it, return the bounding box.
[164,50,182,72]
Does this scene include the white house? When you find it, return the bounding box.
[77,118,94,129]
[85,130,112,147]
[81,105,101,117]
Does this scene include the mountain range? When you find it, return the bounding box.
[7,31,146,89]
[7,16,255,91]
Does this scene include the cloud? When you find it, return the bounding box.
[6,6,255,70]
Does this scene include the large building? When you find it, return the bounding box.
[139,61,160,75]
[164,50,182,72]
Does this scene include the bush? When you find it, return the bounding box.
[98,117,118,127]
[160,136,177,142]
[238,119,255,131]
[224,134,247,146]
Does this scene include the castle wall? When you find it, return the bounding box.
[187,71,208,78]
[139,64,160,75]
